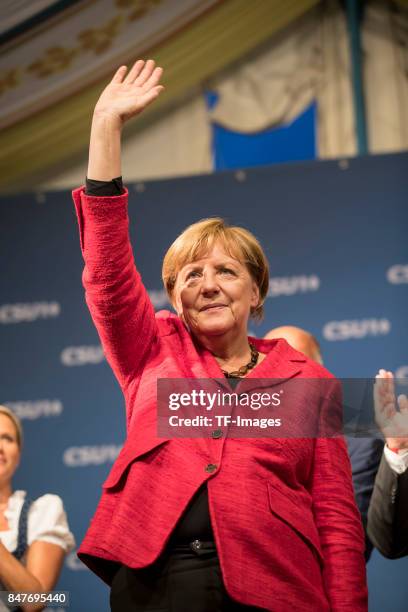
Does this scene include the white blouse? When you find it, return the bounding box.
[0,490,75,553]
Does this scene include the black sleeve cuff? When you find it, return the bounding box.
[85,176,124,196]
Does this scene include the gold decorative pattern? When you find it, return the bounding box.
[78,15,124,55]
[0,69,20,95]
[1,3,149,96]
[0,0,320,190]
[116,0,162,22]
[27,46,79,78]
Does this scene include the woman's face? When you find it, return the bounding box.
[0,414,20,483]
[173,244,259,339]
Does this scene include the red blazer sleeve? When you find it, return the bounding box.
[311,381,368,611]
[72,187,158,389]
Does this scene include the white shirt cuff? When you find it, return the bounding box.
[384,444,408,474]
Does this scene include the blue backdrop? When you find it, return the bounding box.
[0,152,407,611]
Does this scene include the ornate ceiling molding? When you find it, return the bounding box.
[0,0,318,191]
[0,0,219,129]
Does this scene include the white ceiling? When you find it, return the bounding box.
[0,0,62,35]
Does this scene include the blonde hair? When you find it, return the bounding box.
[162,218,269,320]
[0,405,23,449]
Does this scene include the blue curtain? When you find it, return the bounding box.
[206,92,317,169]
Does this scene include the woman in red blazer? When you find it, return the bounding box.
[74,59,367,611]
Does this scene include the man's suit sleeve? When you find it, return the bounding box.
[367,453,408,558]
[346,436,383,561]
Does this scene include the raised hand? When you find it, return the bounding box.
[87,59,164,180]
[374,369,408,451]
[93,59,164,127]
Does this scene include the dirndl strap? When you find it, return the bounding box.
[12,496,32,561]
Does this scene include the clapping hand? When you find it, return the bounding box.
[374,369,408,451]
[93,59,164,127]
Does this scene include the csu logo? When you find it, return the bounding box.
[387,264,408,284]
[60,345,105,366]
[395,366,408,380]
[268,275,320,298]
[5,400,63,420]
[66,551,87,571]
[63,444,122,467]
[0,302,60,324]
[323,318,391,341]
[148,289,169,309]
